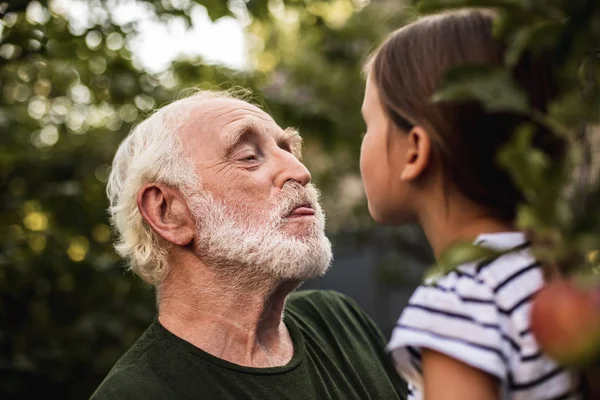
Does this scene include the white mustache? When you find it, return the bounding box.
[277,182,320,218]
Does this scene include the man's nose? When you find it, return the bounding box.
[275,150,311,188]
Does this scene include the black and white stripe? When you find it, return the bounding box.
[388,232,582,400]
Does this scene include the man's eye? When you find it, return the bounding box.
[240,154,258,161]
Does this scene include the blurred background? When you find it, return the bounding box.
[0,0,436,397]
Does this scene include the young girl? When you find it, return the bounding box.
[360,8,582,400]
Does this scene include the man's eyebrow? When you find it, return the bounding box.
[223,120,260,155]
[281,127,303,159]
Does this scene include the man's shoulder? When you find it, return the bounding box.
[287,289,357,312]
[286,289,375,331]
[90,352,170,400]
[90,323,173,400]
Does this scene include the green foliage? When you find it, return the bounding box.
[417,0,600,277]
[433,66,529,113]
[3,0,600,397]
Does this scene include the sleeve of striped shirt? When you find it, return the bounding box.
[387,271,509,385]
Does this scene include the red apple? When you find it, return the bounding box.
[530,279,600,367]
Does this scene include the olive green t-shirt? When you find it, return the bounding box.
[90,290,407,399]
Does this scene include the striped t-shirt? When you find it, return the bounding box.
[388,232,582,399]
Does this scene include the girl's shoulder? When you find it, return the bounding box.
[388,241,545,382]
[415,243,542,310]
[388,238,582,399]
[437,243,543,303]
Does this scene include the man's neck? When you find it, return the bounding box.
[157,262,300,368]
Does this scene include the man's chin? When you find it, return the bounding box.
[280,218,325,239]
[291,242,333,280]
[279,262,331,282]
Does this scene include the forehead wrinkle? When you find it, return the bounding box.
[179,103,260,143]
[179,99,294,161]
[209,101,273,124]
[207,104,274,138]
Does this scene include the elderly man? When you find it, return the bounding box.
[91,90,406,399]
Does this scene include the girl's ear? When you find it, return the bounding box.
[400,126,432,182]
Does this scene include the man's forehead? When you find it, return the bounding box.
[176,96,300,158]
[184,97,276,134]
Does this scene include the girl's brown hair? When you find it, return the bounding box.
[369,8,565,221]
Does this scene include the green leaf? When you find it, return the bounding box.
[503,144,551,196]
[438,242,501,268]
[424,242,501,281]
[505,21,560,67]
[432,65,529,113]
[505,25,535,67]
[195,0,232,21]
[245,0,270,19]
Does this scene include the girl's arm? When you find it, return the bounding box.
[422,348,500,400]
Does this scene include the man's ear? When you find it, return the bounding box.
[137,184,195,247]
[400,126,432,182]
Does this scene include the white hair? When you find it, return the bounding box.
[106,90,235,285]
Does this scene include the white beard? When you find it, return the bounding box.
[187,182,333,285]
